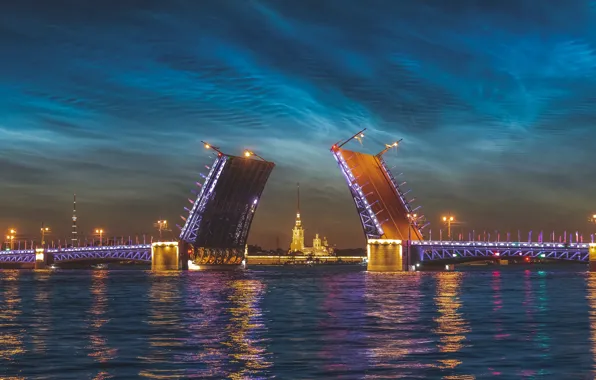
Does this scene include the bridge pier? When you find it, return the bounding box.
[151,242,184,271]
[590,244,596,272]
[35,248,47,269]
[367,239,409,272]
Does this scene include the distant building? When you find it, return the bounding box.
[289,183,334,256]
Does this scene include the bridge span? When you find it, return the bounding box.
[330,129,596,272]
[412,241,590,263]
[0,245,152,268]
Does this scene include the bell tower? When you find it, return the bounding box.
[290,183,304,252]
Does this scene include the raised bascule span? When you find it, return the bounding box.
[178,144,275,269]
[1,143,275,270]
[331,128,427,271]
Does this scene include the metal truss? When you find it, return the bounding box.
[0,253,34,263]
[332,149,383,239]
[412,241,590,262]
[377,156,425,239]
[180,154,228,244]
[0,245,151,265]
[54,249,151,263]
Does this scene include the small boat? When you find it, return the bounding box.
[92,264,108,270]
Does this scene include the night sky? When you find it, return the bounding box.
[2,0,596,248]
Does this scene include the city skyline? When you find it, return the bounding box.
[2,1,596,248]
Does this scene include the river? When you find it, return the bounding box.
[0,265,594,379]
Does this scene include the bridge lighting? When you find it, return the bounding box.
[244,150,252,157]
[40,225,50,247]
[95,229,104,247]
[204,143,211,149]
[155,220,168,241]
[442,215,455,240]
[6,229,16,250]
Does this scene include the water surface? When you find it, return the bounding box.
[0,265,594,379]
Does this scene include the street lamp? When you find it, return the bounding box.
[243,150,267,161]
[40,225,50,247]
[589,215,596,242]
[7,229,16,250]
[95,229,104,246]
[442,215,455,240]
[155,220,168,241]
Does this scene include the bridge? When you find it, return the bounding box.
[1,143,274,270]
[3,132,595,272]
[330,129,596,271]
[0,245,152,267]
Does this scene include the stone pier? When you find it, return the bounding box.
[151,242,183,271]
[367,239,407,272]
[35,248,47,270]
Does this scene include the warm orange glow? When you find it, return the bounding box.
[442,216,454,222]
[204,143,211,149]
[9,229,16,234]
[95,229,104,234]
[244,150,252,157]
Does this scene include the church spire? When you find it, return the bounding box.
[295,182,301,226]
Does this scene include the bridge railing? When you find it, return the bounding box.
[412,240,591,249]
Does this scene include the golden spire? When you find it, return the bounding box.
[295,182,301,226]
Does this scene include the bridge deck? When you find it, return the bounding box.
[334,148,422,241]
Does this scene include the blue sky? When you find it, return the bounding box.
[2,0,596,248]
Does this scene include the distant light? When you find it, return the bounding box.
[539,253,545,258]
[204,143,211,149]
[244,151,252,157]
[360,133,364,138]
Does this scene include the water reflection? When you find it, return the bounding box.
[588,273,596,375]
[364,272,431,378]
[0,271,24,361]
[31,271,51,356]
[182,273,271,379]
[433,272,469,373]
[87,270,117,379]
[225,278,271,379]
[318,273,367,376]
[140,271,185,379]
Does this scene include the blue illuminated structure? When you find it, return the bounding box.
[412,240,589,262]
[179,144,275,265]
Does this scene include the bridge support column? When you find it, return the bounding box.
[151,242,182,271]
[590,244,596,272]
[367,239,407,272]
[35,248,47,269]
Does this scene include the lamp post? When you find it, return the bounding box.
[590,215,596,242]
[155,220,168,241]
[95,229,104,246]
[407,213,417,269]
[7,229,16,250]
[40,224,50,248]
[442,215,455,240]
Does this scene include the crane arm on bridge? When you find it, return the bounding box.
[376,139,403,158]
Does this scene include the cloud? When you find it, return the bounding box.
[1,1,596,246]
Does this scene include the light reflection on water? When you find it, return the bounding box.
[433,272,470,374]
[0,271,24,362]
[0,266,594,378]
[364,272,433,379]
